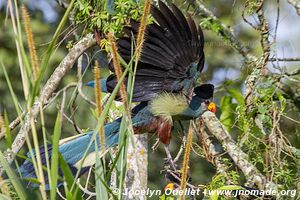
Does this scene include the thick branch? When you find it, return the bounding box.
[124,134,148,200]
[201,111,276,190]
[194,120,227,176]
[0,34,96,175]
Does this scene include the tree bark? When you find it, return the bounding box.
[124,134,148,200]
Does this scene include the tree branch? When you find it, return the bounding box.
[269,57,300,62]
[201,111,276,190]
[124,134,148,200]
[0,34,96,176]
[244,0,271,106]
[194,120,228,176]
[194,0,257,62]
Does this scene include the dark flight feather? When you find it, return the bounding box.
[106,0,205,102]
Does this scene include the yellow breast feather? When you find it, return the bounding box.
[149,93,188,121]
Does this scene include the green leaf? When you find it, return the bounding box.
[292,147,300,159]
[258,106,268,114]
[210,174,225,188]
[220,96,235,131]
[4,111,12,148]
[1,63,22,116]
[0,193,11,200]
[30,0,76,106]
[159,194,166,200]
[58,153,83,200]
[22,177,41,184]
[50,113,62,200]
[227,89,245,106]
[0,151,28,199]
[276,92,286,112]
[95,144,108,200]
[212,21,221,33]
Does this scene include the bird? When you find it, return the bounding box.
[20,0,216,189]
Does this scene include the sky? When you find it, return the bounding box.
[0,0,58,22]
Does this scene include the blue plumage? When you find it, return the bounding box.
[20,120,121,189]
[86,79,108,93]
[20,103,154,189]
[19,1,216,189]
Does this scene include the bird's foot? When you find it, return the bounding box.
[164,157,177,172]
[164,145,177,171]
[174,136,186,163]
[152,138,160,151]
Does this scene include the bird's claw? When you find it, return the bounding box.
[174,136,186,163]
[163,145,178,171]
[151,139,160,151]
[164,157,178,171]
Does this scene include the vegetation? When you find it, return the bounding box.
[0,0,299,199]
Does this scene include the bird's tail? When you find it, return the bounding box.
[19,120,120,189]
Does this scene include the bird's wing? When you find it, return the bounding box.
[106,0,205,102]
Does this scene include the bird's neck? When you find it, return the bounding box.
[178,96,204,119]
[189,96,204,117]
[189,96,202,110]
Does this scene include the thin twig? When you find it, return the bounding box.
[273,0,280,43]
[244,0,270,106]
[60,108,84,135]
[76,179,96,196]
[269,57,300,62]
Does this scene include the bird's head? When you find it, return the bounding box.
[193,84,216,113]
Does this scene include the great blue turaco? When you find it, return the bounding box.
[20,0,216,189]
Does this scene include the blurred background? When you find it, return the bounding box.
[0,0,300,198]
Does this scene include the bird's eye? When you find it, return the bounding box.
[204,100,210,104]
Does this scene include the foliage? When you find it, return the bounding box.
[0,0,300,199]
[219,75,298,191]
[73,0,145,35]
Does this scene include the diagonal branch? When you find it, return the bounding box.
[194,0,257,62]
[0,34,96,176]
[194,120,228,176]
[201,111,276,190]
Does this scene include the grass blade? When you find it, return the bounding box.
[30,0,76,105]
[50,113,62,200]
[58,153,82,200]
[95,145,108,200]
[4,111,12,148]
[0,151,28,199]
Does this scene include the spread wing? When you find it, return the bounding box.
[106,0,205,102]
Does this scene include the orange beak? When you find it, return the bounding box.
[164,183,174,191]
[208,102,217,113]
